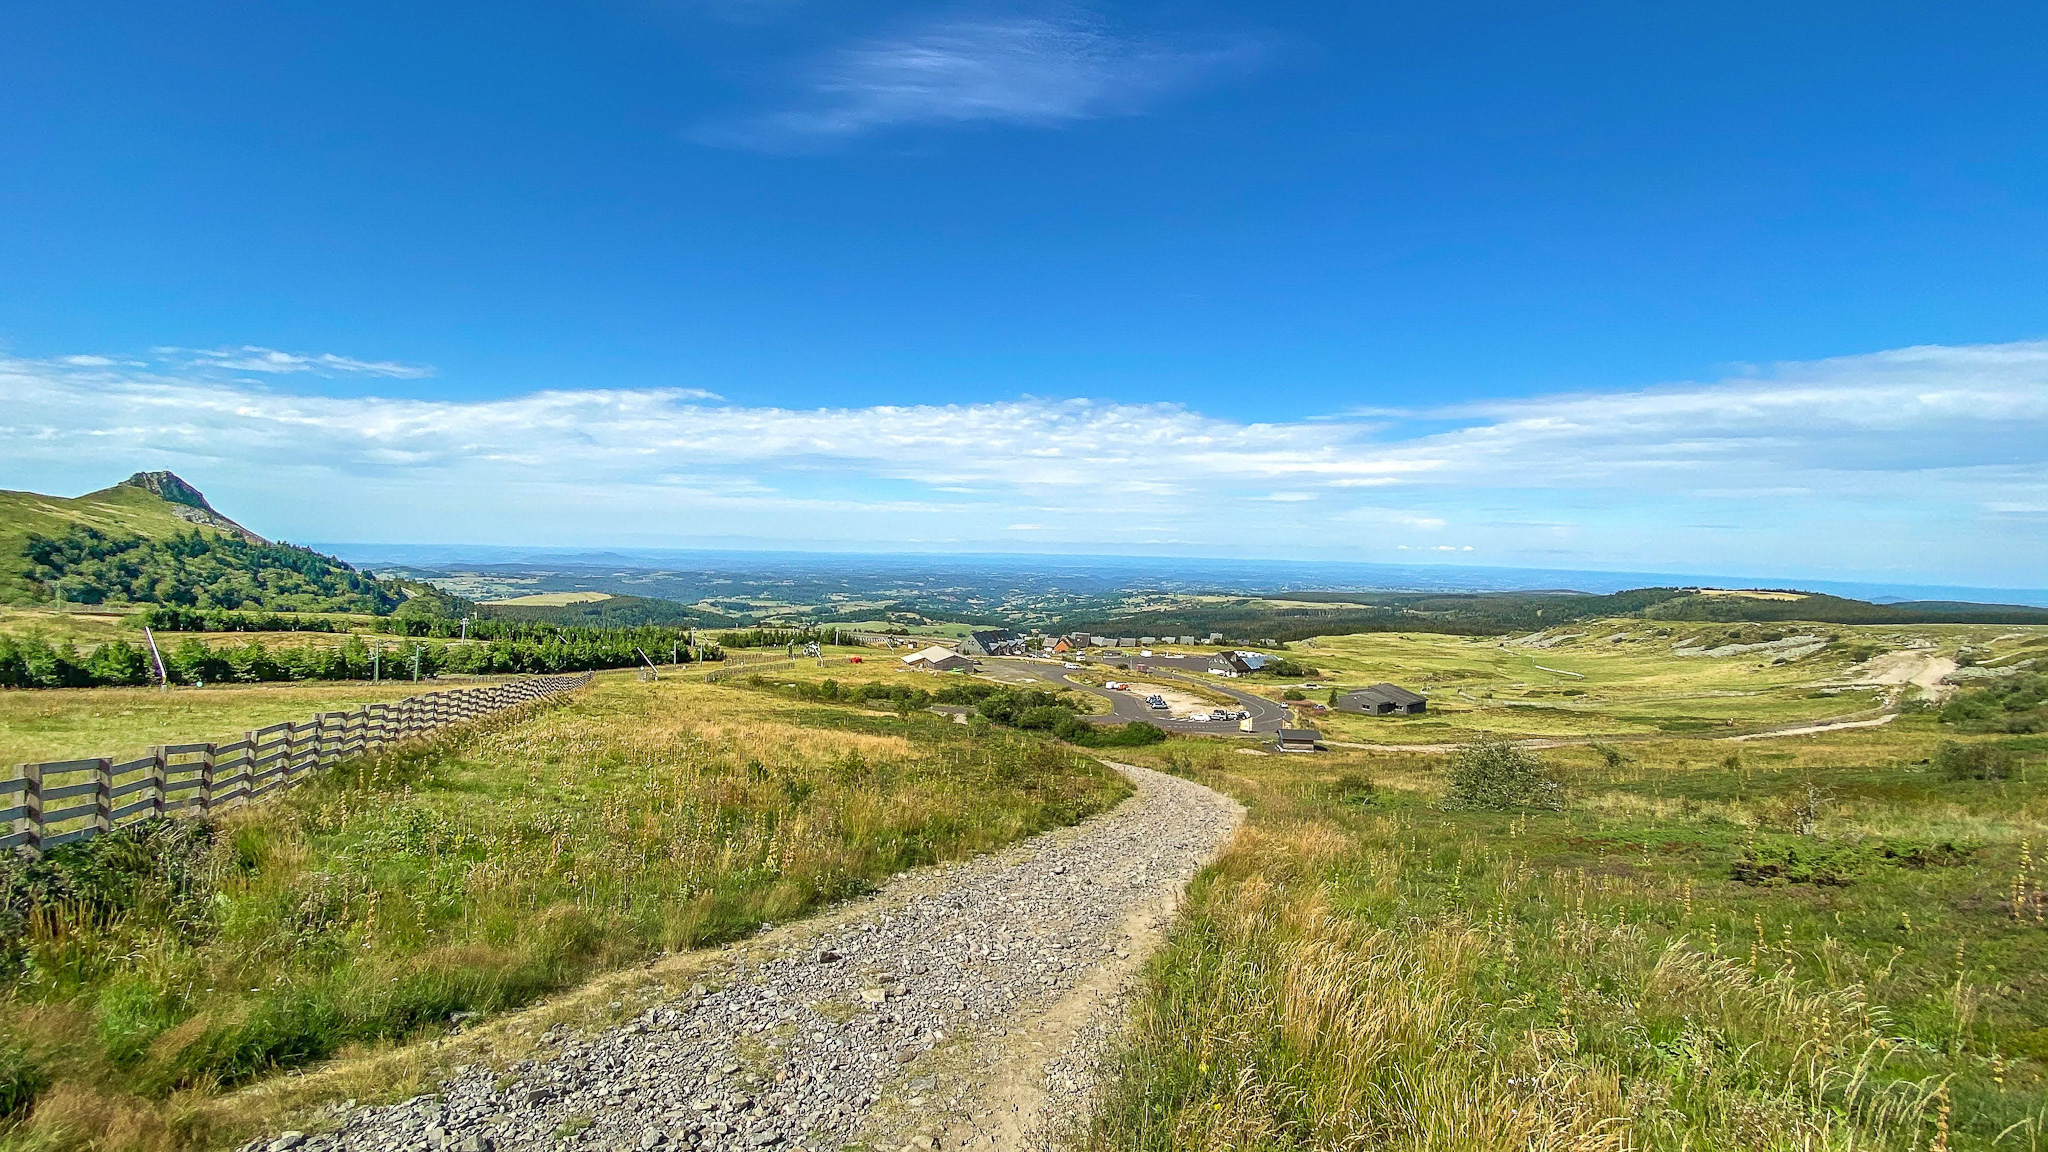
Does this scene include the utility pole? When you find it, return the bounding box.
[412,645,421,682]
[372,641,380,683]
[460,616,469,641]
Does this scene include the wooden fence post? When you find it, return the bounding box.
[13,763,41,857]
[197,743,216,815]
[92,758,113,836]
[146,747,167,820]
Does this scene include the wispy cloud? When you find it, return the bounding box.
[701,11,1265,150]
[4,341,2047,584]
[156,345,436,379]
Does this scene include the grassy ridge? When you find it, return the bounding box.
[0,487,243,607]
[0,674,1130,1149]
[1089,721,2048,1151]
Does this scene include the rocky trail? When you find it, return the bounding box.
[250,763,1242,1152]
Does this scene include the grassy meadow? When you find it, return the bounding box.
[0,672,1129,1150]
[1267,622,2048,745]
[1088,712,2048,1151]
[0,680,450,767]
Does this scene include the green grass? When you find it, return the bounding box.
[1090,717,2048,1151]
[1275,622,2048,745]
[0,680,451,767]
[0,674,1129,1150]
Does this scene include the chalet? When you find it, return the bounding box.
[901,646,974,672]
[1276,728,1326,752]
[960,628,1026,657]
[1209,653,1253,677]
[1336,683,1428,715]
[1050,638,1075,654]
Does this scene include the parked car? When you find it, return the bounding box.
[1210,709,1233,721]
[1105,680,1129,691]
[1146,695,1169,709]
[1232,709,1250,720]
[1301,682,1324,690]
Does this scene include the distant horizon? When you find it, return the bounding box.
[310,540,2048,610]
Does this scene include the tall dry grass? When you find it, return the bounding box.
[1094,728,2048,1151]
[0,675,1128,1151]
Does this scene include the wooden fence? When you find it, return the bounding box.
[2,672,592,858]
[701,658,799,684]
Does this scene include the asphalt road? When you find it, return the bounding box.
[977,657,1296,734]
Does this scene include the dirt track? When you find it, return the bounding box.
[252,763,1243,1152]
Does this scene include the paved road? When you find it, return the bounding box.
[977,657,1295,735]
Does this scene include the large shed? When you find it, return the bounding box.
[1276,728,1326,752]
[1336,683,1428,715]
[901,646,974,672]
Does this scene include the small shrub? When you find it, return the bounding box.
[1329,772,1375,805]
[1589,742,1636,772]
[1442,736,1564,811]
[1933,740,2023,781]
[1282,689,1306,701]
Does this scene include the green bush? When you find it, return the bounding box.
[1940,673,2048,733]
[1442,735,1564,811]
[1282,689,1306,701]
[1933,740,2024,781]
[1734,835,1976,886]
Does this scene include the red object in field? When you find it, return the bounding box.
[848,656,863,663]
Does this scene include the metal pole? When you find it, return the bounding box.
[142,625,170,692]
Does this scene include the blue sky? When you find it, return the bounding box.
[3,2,2046,588]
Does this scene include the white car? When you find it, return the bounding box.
[1180,713,1207,722]
[1105,680,1129,691]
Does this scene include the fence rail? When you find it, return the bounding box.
[4,672,592,857]
[701,658,800,684]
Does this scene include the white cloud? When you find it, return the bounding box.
[3,340,2046,584]
[703,12,1263,149]
[159,345,436,379]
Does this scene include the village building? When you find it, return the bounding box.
[960,628,1027,657]
[1336,683,1428,715]
[900,645,974,672]
[1209,653,1253,677]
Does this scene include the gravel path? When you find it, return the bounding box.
[256,762,1241,1152]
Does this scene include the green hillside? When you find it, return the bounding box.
[0,473,394,613]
